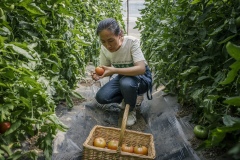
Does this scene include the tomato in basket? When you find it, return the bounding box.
[93,137,106,148]
[134,145,148,155]
[107,140,119,150]
[122,143,134,153]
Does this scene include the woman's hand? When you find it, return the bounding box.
[99,66,115,78]
[91,73,100,81]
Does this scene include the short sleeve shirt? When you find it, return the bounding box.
[99,36,147,68]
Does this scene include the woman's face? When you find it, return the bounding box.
[99,29,122,52]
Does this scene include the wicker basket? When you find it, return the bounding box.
[82,104,156,160]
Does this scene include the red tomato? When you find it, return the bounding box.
[95,67,104,76]
[107,140,119,150]
[134,145,148,155]
[0,121,11,134]
[93,137,106,148]
[122,144,134,153]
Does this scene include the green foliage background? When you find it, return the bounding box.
[0,0,124,159]
[136,0,240,159]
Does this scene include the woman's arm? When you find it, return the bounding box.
[100,60,146,77]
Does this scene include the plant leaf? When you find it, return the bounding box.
[223,115,240,126]
[226,42,240,60]
[21,3,46,15]
[180,66,199,77]
[220,60,240,85]
[4,121,21,135]
[223,96,240,106]
[5,44,33,60]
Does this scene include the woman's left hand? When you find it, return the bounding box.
[99,66,115,78]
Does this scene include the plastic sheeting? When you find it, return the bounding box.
[140,92,201,160]
[52,73,202,160]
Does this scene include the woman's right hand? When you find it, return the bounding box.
[91,73,100,81]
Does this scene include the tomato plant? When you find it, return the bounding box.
[133,145,148,155]
[95,67,105,76]
[93,137,106,148]
[107,140,119,150]
[193,125,208,139]
[0,0,124,159]
[122,144,134,153]
[136,0,240,158]
[0,122,11,134]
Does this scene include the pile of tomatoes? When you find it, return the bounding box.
[93,137,148,155]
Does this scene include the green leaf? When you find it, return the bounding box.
[76,36,92,46]
[223,115,240,126]
[4,121,21,135]
[223,96,240,106]
[43,58,61,68]
[19,0,32,6]
[21,117,42,123]
[197,76,211,81]
[0,26,11,36]
[193,56,213,62]
[66,95,73,108]
[0,144,12,156]
[47,114,68,131]
[71,91,83,99]
[0,155,5,160]
[7,150,23,160]
[228,143,240,155]
[220,60,240,85]
[217,124,240,133]
[209,22,226,36]
[0,82,7,87]
[21,76,40,88]
[191,0,201,4]
[218,34,237,44]
[21,3,46,15]
[191,88,204,100]
[226,42,240,60]
[19,97,31,108]
[206,95,220,100]
[180,66,199,77]
[5,44,33,60]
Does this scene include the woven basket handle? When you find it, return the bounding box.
[117,104,130,153]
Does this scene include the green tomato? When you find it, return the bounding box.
[10,4,15,10]
[193,125,208,139]
[236,17,240,27]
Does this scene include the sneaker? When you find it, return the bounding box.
[126,110,137,126]
[85,99,121,112]
[119,100,126,110]
[102,103,121,112]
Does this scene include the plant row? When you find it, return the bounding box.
[0,0,124,159]
[136,0,240,159]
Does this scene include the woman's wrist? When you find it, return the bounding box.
[112,67,118,75]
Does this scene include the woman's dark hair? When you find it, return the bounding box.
[96,18,121,36]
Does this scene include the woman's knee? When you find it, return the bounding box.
[119,77,138,91]
[95,91,107,104]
